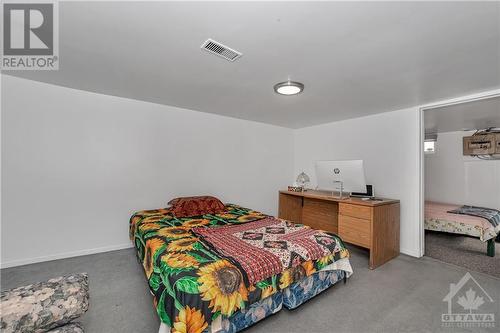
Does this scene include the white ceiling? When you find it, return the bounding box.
[424,96,500,133]
[4,1,500,128]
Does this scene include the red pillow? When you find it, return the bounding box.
[168,196,225,217]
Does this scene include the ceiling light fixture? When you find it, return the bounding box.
[274,80,304,96]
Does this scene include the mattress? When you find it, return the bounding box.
[283,269,346,309]
[204,269,347,332]
[425,201,499,241]
[213,291,283,333]
[130,203,352,331]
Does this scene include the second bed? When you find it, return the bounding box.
[425,201,499,256]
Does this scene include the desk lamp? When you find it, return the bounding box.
[296,172,310,192]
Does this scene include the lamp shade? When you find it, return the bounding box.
[296,172,310,186]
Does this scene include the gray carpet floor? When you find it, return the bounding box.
[2,246,499,333]
[425,231,500,278]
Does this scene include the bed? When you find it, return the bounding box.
[425,201,500,257]
[129,203,352,333]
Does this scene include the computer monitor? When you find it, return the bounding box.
[315,160,367,194]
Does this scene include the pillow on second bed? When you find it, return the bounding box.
[168,196,226,217]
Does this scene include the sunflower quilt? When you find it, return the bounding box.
[129,204,350,332]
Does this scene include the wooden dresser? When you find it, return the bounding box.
[278,190,400,269]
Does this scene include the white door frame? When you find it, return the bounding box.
[417,89,500,257]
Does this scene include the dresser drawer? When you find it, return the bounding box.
[338,215,371,248]
[339,203,372,220]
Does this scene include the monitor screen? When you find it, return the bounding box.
[315,160,367,193]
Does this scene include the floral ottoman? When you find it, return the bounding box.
[0,273,89,333]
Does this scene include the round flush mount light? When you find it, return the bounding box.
[273,80,304,96]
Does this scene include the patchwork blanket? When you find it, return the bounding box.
[448,205,500,229]
[193,217,342,285]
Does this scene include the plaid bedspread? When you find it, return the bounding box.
[448,205,500,228]
[193,217,341,285]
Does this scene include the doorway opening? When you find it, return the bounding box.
[419,93,500,277]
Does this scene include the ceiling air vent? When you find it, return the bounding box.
[201,39,242,62]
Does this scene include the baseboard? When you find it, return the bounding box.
[400,247,422,258]
[0,243,134,269]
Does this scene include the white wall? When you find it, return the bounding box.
[425,131,500,209]
[1,75,426,266]
[1,75,294,268]
[293,108,421,257]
